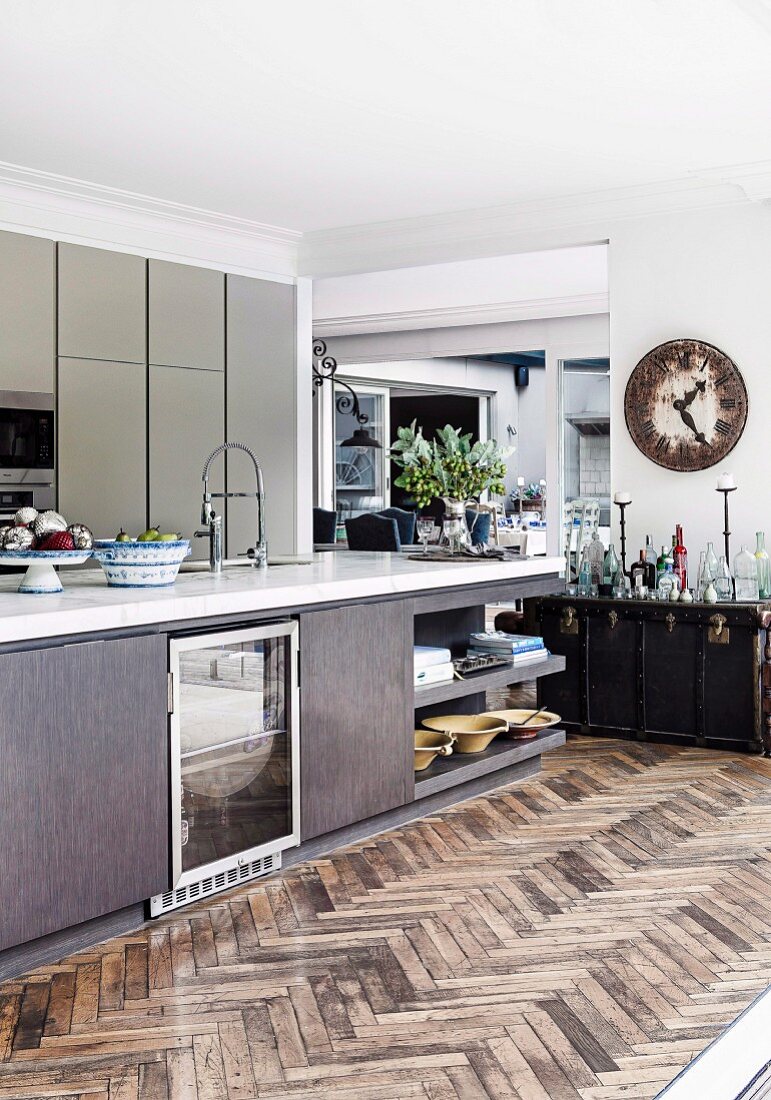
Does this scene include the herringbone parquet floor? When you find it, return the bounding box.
[3,736,771,1100]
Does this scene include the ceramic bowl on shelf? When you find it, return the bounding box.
[91,539,191,588]
[482,708,561,740]
[0,549,92,594]
[414,729,454,771]
[420,714,507,754]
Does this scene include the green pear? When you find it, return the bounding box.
[157,532,181,542]
[137,526,160,542]
[115,528,131,543]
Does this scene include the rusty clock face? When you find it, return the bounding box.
[624,339,748,472]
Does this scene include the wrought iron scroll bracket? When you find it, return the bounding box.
[312,339,369,426]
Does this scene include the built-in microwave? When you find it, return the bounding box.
[0,391,54,483]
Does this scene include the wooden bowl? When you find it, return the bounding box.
[413,729,454,771]
[482,708,561,740]
[421,714,507,754]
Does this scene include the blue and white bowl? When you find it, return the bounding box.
[92,539,191,587]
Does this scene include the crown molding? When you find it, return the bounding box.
[300,176,748,277]
[0,162,301,278]
[313,291,609,337]
[695,160,771,203]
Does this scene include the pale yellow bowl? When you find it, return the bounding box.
[414,729,454,771]
[421,714,507,754]
[482,708,561,741]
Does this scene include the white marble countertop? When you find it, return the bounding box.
[0,551,564,644]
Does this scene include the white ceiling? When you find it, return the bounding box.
[1,0,770,235]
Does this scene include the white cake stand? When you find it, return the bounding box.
[0,549,92,593]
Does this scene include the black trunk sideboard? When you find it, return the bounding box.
[532,595,771,755]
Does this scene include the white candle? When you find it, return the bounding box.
[614,491,632,505]
[517,476,525,487]
[716,473,737,490]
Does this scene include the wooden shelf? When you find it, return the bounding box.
[414,654,565,708]
[414,727,566,798]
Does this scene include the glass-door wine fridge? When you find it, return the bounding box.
[151,621,300,916]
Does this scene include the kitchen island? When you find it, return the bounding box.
[0,551,565,980]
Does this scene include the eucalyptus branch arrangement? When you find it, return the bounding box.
[390,422,512,508]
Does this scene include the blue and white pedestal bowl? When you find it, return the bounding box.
[0,549,93,593]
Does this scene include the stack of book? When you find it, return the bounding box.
[414,645,455,687]
[467,631,548,666]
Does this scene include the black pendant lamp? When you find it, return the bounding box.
[312,339,382,449]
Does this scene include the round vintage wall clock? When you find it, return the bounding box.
[624,338,748,472]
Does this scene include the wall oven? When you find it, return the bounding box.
[0,391,54,484]
[151,621,300,916]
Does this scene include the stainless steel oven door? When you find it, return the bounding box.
[169,621,300,890]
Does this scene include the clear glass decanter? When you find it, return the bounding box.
[695,551,709,601]
[586,530,605,586]
[603,544,619,586]
[715,555,733,602]
[705,541,719,583]
[756,532,770,599]
[734,546,759,601]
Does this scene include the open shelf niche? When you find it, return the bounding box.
[412,599,566,795]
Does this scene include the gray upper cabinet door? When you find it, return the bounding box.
[149,365,224,556]
[149,260,224,371]
[58,358,146,538]
[0,230,55,392]
[58,244,146,363]
[226,275,296,557]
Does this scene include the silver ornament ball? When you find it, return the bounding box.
[33,510,68,540]
[3,526,36,551]
[67,523,94,550]
[13,506,38,527]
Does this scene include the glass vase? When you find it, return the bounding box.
[734,545,759,601]
[695,551,709,601]
[756,532,770,599]
[715,555,733,602]
[438,499,471,555]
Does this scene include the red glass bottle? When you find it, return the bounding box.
[673,524,688,592]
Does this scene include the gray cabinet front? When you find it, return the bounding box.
[299,600,413,839]
[0,634,169,952]
[58,244,146,364]
[149,365,224,555]
[0,230,55,392]
[226,275,296,556]
[58,357,146,538]
[149,260,224,371]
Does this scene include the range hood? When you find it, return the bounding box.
[566,412,610,436]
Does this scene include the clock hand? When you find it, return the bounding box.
[673,379,706,411]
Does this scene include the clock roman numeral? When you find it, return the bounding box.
[655,434,669,454]
[714,419,731,436]
[655,358,669,375]
[699,353,710,372]
[714,371,731,387]
[677,349,690,372]
[720,397,737,409]
[641,419,656,438]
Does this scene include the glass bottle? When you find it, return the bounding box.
[695,551,709,601]
[673,524,688,593]
[734,546,759,601]
[586,530,605,586]
[657,566,677,601]
[665,536,675,572]
[603,544,620,586]
[715,555,733,601]
[645,535,658,567]
[656,545,668,578]
[577,551,592,596]
[756,532,770,599]
[705,541,719,584]
[630,551,647,593]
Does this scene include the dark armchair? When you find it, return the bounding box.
[345,513,401,551]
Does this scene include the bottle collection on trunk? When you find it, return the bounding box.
[574,523,771,603]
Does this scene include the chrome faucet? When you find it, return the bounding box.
[195,442,267,571]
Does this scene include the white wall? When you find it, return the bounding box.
[609,202,771,561]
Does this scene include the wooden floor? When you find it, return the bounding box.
[3,736,771,1100]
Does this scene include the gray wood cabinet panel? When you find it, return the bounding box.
[58,244,146,364]
[299,600,413,839]
[226,275,296,557]
[0,634,169,952]
[0,230,55,392]
[58,358,146,538]
[149,365,224,556]
[149,260,224,371]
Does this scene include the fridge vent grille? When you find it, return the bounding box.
[150,852,280,916]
